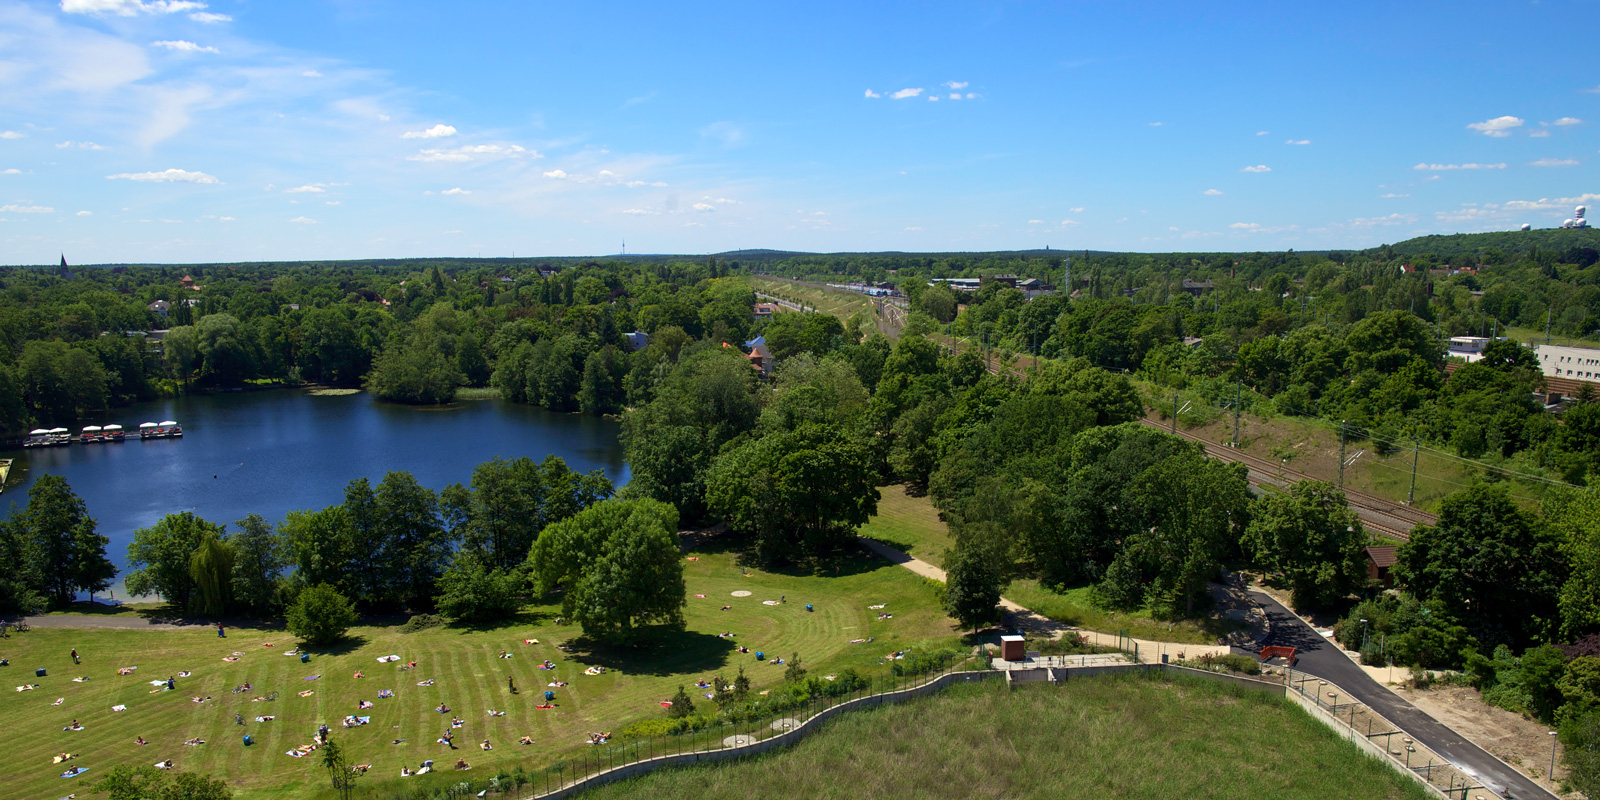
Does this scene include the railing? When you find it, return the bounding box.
[1287,674,1483,799]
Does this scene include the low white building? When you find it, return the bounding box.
[1447,336,1490,363]
[1535,344,1600,382]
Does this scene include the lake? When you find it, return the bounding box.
[0,390,628,594]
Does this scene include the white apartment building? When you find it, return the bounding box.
[1535,344,1600,382]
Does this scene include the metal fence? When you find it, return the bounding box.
[1287,674,1484,799]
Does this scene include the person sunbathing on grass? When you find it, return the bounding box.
[486,709,505,717]
[400,766,414,777]
[547,681,568,688]
[358,700,374,710]
[480,739,492,751]
[352,671,363,679]
[134,736,148,745]
[183,738,205,746]
[454,758,470,770]
[435,704,450,714]
[518,736,534,745]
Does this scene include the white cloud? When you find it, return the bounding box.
[1466,115,1523,137]
[905,226,922,231]
[1413,162,1507,171]
[702,196,740,204]
[219,216,234,221]
[1027,219,1043,224]
[948,93,960,100]
[890,87,924,99]
[1255,130,1269,136]
[1349,213,1416,227]
[1530,158,1580,167]
[1203,189,1223,195]
[621,208,658,215]
[1285,139,1310,145]
[1,169,18,175]
[56,141,106,150]
[151,40,219,54]
[623,180,668,188]
[1060,219,1079,226]
[542,169,568,179]
[189,11,229,22]
[1241,165,1271,173]
[324,201,339,205]
[1553,117,1582,126]
[302,70,322,77]
[692,202,715,212]
[928,96,939,102]
[288,216,316,224]
[0,131,25,140]
[943,81,969,90]
[864,89,881,98]
[106,168,219,183]
[1380,193,1410,198]
[76,210,91,215]
[1148,122,1163,127]
[1230,222,1259,230]
[441,187,470,195]
[284,185,324,193]
[60,0,207,16]
[0,204,53,213]
[1531,129,1551,138]
[401,124,456,139]
[409,144,533,163]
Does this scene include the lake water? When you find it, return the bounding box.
[0,390,628,593]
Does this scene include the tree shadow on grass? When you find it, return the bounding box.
[559,629,736,677]
[759,544,895,580]
[301,635,371,657]
[447,609,556,635]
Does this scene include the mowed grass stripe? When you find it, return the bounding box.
[0,544,958,799]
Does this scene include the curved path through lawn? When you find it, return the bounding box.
[856,537,1230,663]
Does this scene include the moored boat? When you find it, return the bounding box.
[24,428,50,447]
[103,423,125,442]
[159,420,182,438]
[80,425,103,443]
[47,427,71,446]
[138,422,159,440]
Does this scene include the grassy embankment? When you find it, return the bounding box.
[748,277,876,322]
[1133,376,1558,514]
[857,485,1217,645]
[0,541,959,800]
[582,674,1434,800]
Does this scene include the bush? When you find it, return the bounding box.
[285,584,358,645]
[891,649,959,677]
[1216,653,1262,675]
[397,613,443,634]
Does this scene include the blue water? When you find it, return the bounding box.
[0,390,628,591]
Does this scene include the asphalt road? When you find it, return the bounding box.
[1238,589,1555,800]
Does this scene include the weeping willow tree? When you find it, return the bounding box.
[188,534,236,617]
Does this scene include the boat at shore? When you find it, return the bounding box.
[103,423,125,442]
[138,421,183,440]
[80,425,103,443]
[23,428,50,447]
[48,427,70,446]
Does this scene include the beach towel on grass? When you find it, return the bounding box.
[376,655,400,663]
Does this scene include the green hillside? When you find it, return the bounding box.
[1376,226,1600,258]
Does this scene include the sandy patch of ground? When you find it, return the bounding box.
[1392,684,1578,798]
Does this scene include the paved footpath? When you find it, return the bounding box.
[856,537,1230,664]
[1240,588,1555,800]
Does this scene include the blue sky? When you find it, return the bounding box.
[2,0,1598,263]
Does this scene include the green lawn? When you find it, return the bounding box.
[856,484,955,563]
[582,673,1434,800]
[1002,580,1220,646]
[0,540,959,800]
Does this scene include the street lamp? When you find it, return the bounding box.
[1360,619,1369,651]
[1550,730,1559,780]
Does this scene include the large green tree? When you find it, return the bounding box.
[1395,484,1566,649]
[528,498,685,643]
[124,512,226,611]
[17,475,114,606]
[1243,480,1367,609]
[706,424,880,566]
[230,513,288,616]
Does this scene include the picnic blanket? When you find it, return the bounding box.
[112,704,126,712]
[59,767,89,778]
[298,690,314,698]
[376,655,401,663]
[377,690,394,698]
[762,600,780,606]
[255,715,275,722]
[303,675,321,681]
[52,697,64,706]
